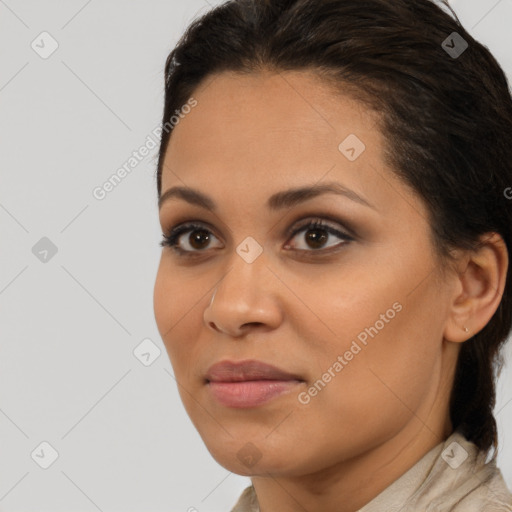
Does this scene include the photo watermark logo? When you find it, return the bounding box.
[92,97,198,201]
[298,301,403,405]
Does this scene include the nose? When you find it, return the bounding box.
[203,251,283,337]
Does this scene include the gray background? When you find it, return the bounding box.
[0,1,511,511]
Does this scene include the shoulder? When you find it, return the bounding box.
[415,432,512,511]
[450,464,512,512]
[230,485,259,512]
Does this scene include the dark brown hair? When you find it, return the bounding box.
[155,0,512,457]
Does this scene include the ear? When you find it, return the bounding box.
[443,232,509,343]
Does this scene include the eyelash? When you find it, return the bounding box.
[160,217,354,257]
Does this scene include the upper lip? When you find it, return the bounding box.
[205,359,304,383]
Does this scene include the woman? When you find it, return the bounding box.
[153,0,512,510]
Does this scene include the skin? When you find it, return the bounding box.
[153,70,508,512]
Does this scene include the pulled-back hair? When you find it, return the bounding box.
[155,0,512,457]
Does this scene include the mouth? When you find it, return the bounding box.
[204,359,305,408]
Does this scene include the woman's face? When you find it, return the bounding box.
[154,70,458,477]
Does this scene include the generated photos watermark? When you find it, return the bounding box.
[92,97,198,201]
[298,301,403,405]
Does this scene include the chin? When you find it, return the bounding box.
[204,436,306,477]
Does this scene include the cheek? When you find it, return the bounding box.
[154,258,196,328]
[356,304,439,413]
[294,313,439,468]
[301,267,443,427]
[153,261,189,356]
[153,259,207,372]
[153,261,173,337]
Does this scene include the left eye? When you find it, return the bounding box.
[286,219,353,252]
[160,219,353,255]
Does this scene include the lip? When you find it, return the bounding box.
[205,359,304,408]
[205,359,303,382]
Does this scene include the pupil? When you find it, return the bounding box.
[307,229,327,249]
[190,229,210,249]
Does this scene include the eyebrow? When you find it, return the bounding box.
[158,181,376,212]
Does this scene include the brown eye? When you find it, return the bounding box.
[160,223,222,254]
[286,219,353,252]
[161,218,354,256]
[187,228,212,250]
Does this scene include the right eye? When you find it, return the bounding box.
[160,222,222,256]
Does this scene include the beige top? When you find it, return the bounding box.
[230,430,512,512]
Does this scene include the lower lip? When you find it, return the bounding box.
[207,380,303,408]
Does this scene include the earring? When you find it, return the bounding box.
[463,326,469,333]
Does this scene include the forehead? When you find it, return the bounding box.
[169,70,376,141]
[162,70,381,186]
[159,70,429,230]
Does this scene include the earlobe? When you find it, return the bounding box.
[443,232,509,344]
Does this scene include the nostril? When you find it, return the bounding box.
[243,322,263,328]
